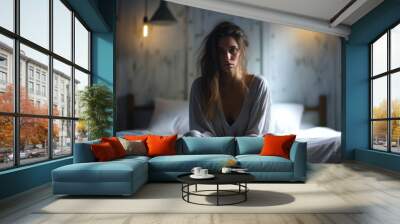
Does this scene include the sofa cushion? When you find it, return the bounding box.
[115,155,150,163]
[53,158,148,183]
[235,137,263,155]
[236,155,293,172]
[148,154,235,172]
[180,137,235,155]
[74,140,100,163]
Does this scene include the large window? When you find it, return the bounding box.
[370,22,400,153]
[0,0,91,171]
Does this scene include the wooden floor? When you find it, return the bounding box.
[1,162,400,224]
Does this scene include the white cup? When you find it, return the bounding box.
[191,167,202,176]
[221,167,232,174]
[200,169,208,176]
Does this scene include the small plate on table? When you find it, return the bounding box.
[190,174,215,179]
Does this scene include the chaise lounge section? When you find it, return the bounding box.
[52,136,307,196]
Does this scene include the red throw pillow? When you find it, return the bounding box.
[259,134,296,159]
[146,135,177,157]
[101,137,127,158]
[91,142,117,161]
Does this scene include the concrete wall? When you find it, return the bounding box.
[116,0,342,130]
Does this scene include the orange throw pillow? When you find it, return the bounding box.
[146,135,177,157]
[124,135,149,141]
[260,134,296,159]
[91,142,117,161]
[101,137,127,158]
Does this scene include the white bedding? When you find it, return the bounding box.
[296,127,341,163]
[118,98,342,163]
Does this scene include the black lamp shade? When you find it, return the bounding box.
[150,1,177,25]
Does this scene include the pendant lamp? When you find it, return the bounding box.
[150,0,177,25]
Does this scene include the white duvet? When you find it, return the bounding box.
[296,127,342,163]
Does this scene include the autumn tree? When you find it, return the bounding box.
[372,99,400,143]
[0,84,60,152]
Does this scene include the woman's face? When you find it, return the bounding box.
[217,36,240,74]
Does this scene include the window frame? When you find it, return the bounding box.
[0,0,92,171]
[370,20,400,154]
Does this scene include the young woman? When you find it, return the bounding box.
[187,21,271,137]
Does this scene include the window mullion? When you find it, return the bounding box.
[0,0,87,170]
[71,10,76,155]
[14,0,20,167]
[388,30,391,153]
[370,45,373,149]
[48,0,53,160]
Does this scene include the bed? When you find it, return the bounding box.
[116,95,342,163]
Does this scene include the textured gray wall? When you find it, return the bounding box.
[116,0,341,130]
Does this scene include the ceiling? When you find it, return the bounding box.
[225,0,352,22]
[166,0,384,38]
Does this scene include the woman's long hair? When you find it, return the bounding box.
[198,21,249,120]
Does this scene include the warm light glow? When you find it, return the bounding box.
[143,24,148,37]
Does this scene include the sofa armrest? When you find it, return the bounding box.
[289,141,307,181]
[73,140,100,163]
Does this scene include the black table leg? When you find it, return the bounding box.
[217,184,219,206]
[187,184,190,202]
[245,183,247,201]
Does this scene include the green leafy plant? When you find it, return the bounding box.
[79,84,113,140]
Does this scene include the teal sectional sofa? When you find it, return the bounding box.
[52,137,307,196]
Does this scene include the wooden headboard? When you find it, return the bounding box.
[304,95,327,127]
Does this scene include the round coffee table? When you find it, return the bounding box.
[177,172,255,206]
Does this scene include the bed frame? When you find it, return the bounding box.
[304,95,327,127]
[117,94,327,130]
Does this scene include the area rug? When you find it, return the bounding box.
[37,183,362,214]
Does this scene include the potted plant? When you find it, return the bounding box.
[79,84,113,140]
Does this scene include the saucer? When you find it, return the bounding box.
[190,174,215,179]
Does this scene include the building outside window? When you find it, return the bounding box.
[41,73,46,83]
[42,85,46,97]
[28,67,34,80]
[35,70,40,81]
[0,71,7,88]
[28,81,34,94]
[0,0,91,171]
[0,54,7,67]
[0,54,7,88]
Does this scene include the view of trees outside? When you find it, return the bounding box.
[0,85,62,168]
[372,100,400,153]
[0,0,91,170]
[0,115,13,169]
[371,24,400,153]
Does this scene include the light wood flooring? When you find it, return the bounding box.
[1,162,400,224]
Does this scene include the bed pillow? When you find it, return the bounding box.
[268,103,304,134]
[148,98,189,135]
[260,134,296,159]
